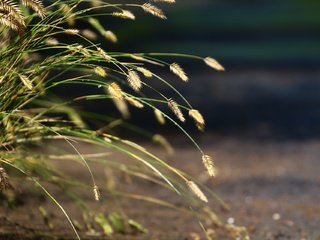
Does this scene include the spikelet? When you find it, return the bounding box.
[136,67,153,78]
[59,4,75,26]
[142,3,167,20]
[130,54,163,66]
[187,181,208,203]
[0,0,26,34]
[152,0,175,3]
[0,167,9,191]
[153,134,174,155]
[202,154,216,177]
[170,63,188,82]
[108,82,123,99]
[154,109,165,125]
[125,96,144,109]
[97,47,111,61]
[168,98,185,122]
[93,185,100,201]
[103,30,118,43]
[113,98,130,119]
[127,70,142,91]
[64,29,79,35]
[21,0,45,18]
[94,66,107,77]
[204,57,225,71]
[44,37,59,45]
[189,109,205,131]
[19,74,33,90]
[81,29,97,40]
[112,10,135,20]
[122,140,146,152]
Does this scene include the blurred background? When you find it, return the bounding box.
[91,0,320,139]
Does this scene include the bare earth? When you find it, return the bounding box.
[1,136,320,239]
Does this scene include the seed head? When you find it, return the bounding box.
[136,67,153,78]
[127,70,142,91]
[103,30,118,43]
[19,74,33,90]
[108,82,123,99]
[170,63,188,82]
[202,154,216,177]
[204,57,225,71]
[142,3,167,19]
[189,109,205,131]
[125,96,144,108]
[168,99,185,122]
[187,181,208,203]
[112,10,135,20]
[94,66,107,77]
[154,109,165,125]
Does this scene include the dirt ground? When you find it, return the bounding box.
[1,135,320,239]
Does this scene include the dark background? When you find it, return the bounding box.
[70,0,320,139]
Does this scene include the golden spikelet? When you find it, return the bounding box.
[189,109,205,131]
[142,3,167,20]
[94,66,107,77]
[21,0,45,18]
[81,29,97,40]
[97,47,111,61]
[122,140,146,152]
[152,0,175,3]
[19,74,33,90]
[103,30,118,43]
[93,185,100,201]
[127,70,142,91]
[112,10,135,20]
[125,96,144,109]
[107,82,123,99]
[153,134,174,155]
[168,98,185,122]
[136,67,153,78]
[130,54,163,66]
[64,29,79,35]
[204,57,225,71]
[0,0,26,34]
[170,63,188,82]
[44,37,59,45]
[202,154,216,177]
[186,181,208,203]
[154,108,165,125]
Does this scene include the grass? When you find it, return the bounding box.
[0,0,248,239]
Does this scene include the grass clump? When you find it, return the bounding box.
[0,0,249,239]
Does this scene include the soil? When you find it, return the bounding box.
[1,135,320,240]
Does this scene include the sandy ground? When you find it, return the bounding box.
[1,136,320,239]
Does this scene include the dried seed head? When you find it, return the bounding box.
[202,154,216,177]
[187,181,208,203]
[127,70,142,91]
[94,66,107,77]
[103,30,118,43]
[153,134,174,155]
[136,67,153,78]
[170,63,188,82]
[0,167,9,191]
[108,82,123,99]
[142,3,167,19]
[125,96,144,108]
[204,57,225,71]
[168,99,185,122]
[22,0,46,18]
[189,109,205,131]
[93,185,100,201]
[112,10,135,20]
[19,74,33,90]
[154,108,166,125]
[81,29,97,40]
[64,29,79,35]
[97,47,111,61]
